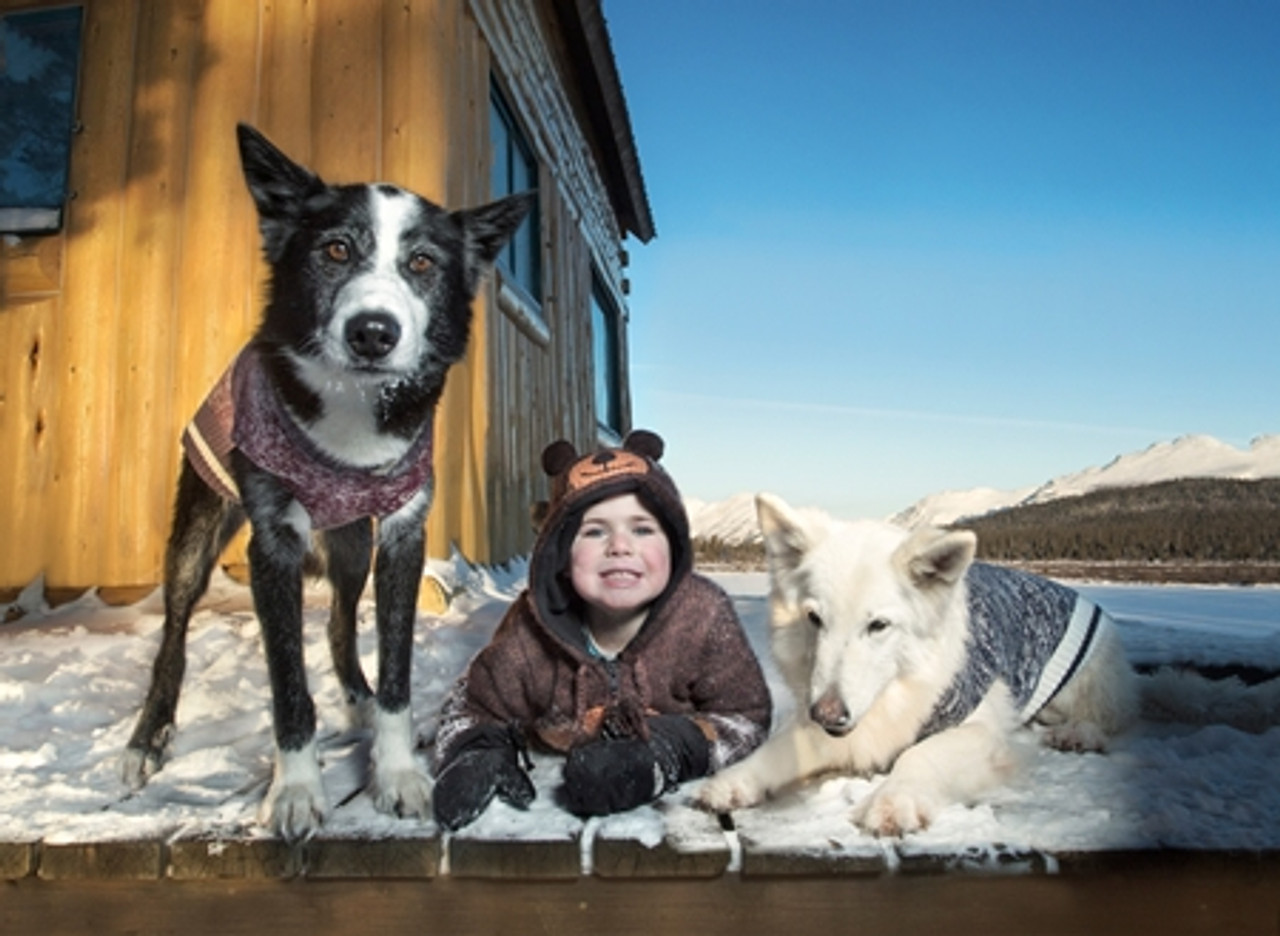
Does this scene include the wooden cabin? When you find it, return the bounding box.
[0,0,654,604]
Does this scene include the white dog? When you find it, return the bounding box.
[696,493,1137,836]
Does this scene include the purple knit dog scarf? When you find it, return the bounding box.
[182,348,434,530]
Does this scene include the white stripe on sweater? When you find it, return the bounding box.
[1019,598,1104,721]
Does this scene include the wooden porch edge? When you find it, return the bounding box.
[2,858,1279,936]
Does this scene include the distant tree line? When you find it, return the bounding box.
[957,478,1280,563]
[692,537,766,569]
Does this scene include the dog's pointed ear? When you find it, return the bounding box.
[898,527,976,588]
[456,192,535,293]
[756,493,817,574]
[237,123,327,259]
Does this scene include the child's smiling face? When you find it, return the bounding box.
[570,493,672,629]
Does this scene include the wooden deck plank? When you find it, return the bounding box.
[2,859,1279,936]
[36,840,164,881]
[168,834,301,880]
[304,835,441,880]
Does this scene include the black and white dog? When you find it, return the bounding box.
[121,124,531,839]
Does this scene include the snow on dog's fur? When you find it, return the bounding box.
[696,493,1138,836]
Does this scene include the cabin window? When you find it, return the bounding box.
[490,81,545,342]
[591,273,625,439]
[0,5,84,234]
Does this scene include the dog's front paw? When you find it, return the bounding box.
[1043,721,1108,753]
[373,767,432,820]
[120,724,175,790]
[261,745,328,840]
[852,780,940,836]
[120,745,160,791]
[262,781,329,841]
[370,706,431,820]
[694,765,766,812]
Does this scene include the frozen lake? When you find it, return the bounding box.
[1075,581,1280,672]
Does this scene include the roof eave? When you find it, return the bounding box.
[553,0,656,243]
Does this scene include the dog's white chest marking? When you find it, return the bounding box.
[287,359,416,468]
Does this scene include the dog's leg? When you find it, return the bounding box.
[853,687,1021,836]
[322,519,375,724]
[123,462,244,788]
[1037,621,1137,752]
[236,457,328,840]
[696,719,852,810]
[368,489,432,820]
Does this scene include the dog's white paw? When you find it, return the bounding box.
[372,767,432,820]
[261,781,329,841]
[695,765,766,812]
[120,747,157,791]
[1043,721,1108,753]
[370,706,430,820]
[261,743,328,840]
[120,724,175,790]
[852,780,941,836]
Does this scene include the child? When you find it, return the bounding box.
[431,430,772,830]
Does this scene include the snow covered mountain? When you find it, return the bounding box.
[687,435,1280,543]
[895,434,1280,528]
[684,492,764,545]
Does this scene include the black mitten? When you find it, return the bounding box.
[647,714,712,790]
[432,724,536,832]
[562,737,658,816]
[561,715,711,817]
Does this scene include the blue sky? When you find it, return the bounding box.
[602,1,1280,519]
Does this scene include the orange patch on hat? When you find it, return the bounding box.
[565,450,650,493]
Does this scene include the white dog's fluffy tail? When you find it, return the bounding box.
[1136,667,1280,734]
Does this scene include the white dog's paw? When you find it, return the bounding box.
[1043,721,1108,753]
[373,767,432,820]
[852,781,941,837]
[695,766,767,812]
[260,743,328,840]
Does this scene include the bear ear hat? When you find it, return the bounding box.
[541,439,579,477]
[623,429,664,462]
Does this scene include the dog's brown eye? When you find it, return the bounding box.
[408,251,433,274]
[324,240,350,263]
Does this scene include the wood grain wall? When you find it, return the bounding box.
[0,0,632,595]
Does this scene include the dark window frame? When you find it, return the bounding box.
[489,81,542,312]
[0,5,84,234]
[591,272,625,440]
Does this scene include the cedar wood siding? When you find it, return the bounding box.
[0,0,652,598]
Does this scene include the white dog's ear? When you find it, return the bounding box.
[898,527,976,588]
[756,493,815,573]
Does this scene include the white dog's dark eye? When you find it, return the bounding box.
[408,251,433,274]
[806,609,823,629]
[867,618,891,635]
[324,240,350,263]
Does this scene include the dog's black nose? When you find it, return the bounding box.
[810,693,853,737]
[345,311,402,360]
